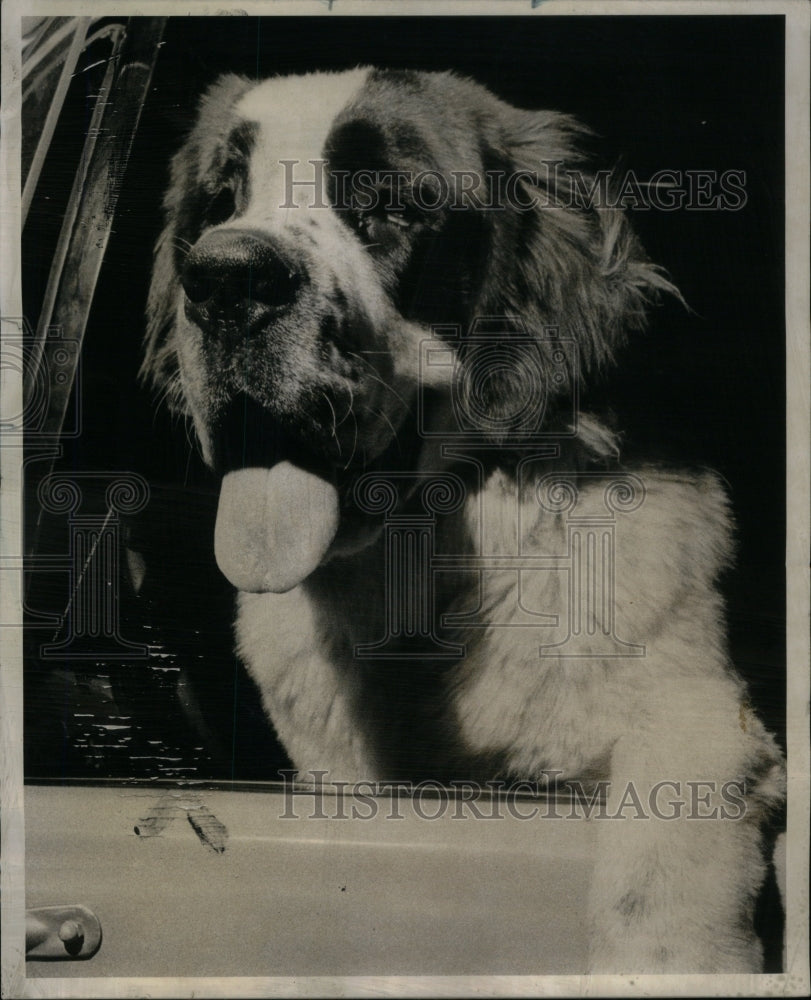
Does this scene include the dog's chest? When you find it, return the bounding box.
[232,473,639,780]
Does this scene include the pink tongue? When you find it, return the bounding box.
[214,462,339,593]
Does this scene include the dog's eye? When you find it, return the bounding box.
[205,187,236,226]
[358,208,413,239]
[384,210,410,229]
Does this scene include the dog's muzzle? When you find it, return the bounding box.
[181,229,341,595]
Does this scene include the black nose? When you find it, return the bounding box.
[181,229,302,322]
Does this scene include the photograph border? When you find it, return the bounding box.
[2,1,809,997]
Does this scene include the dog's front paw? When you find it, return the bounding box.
[586,868,767,975]
[586,918,764,975]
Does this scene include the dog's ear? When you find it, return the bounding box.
[141,184,183,400]
[141,73,252,403]
[465,107,676,437]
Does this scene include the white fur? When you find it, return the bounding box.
[236,70,370,211]
[237,466,785,972]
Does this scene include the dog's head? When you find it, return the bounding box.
[143,68,671,593]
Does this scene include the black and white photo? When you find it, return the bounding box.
[1,2,809,996]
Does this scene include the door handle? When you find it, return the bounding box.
[26,905,102,959]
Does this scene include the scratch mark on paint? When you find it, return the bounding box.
[133,796,175,837]
[187,805,228,854]
[134,793,228,852]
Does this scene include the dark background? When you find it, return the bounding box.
[23,15,786,782]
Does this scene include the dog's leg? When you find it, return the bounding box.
[235,589,382,781]
[586,675,785,973]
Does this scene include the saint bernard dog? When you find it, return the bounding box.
[142,68,785,972]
